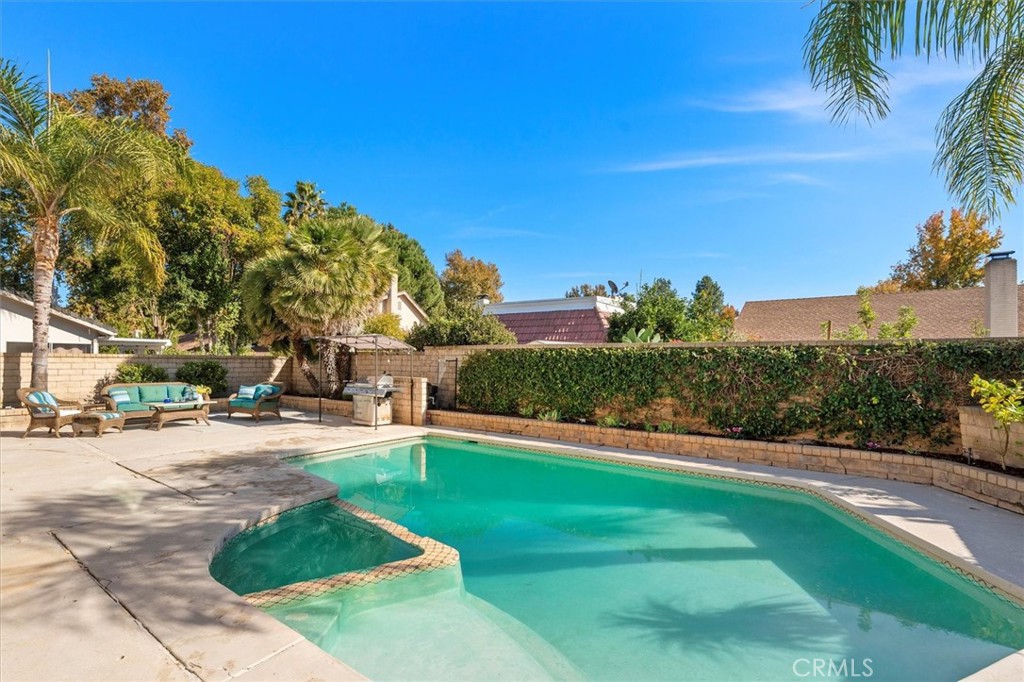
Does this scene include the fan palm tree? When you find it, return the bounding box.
[282,180,327,227]
[0,59,180,388]
[804,1,1024,216]
[240,214,393,395]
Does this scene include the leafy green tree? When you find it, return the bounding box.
[688,275,734,341]
[608,278,690,341]
[440,249,504,305]
[875,209,1003,291]
[283,181,327,227]
[804,1,1024,215]
[0,60,179,388]
[0,185,32,294]
[380,224,445,317]
[241,215,393,395]
[565,283,610,297]
[406,302,516,349]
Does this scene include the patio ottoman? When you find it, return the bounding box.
[72,411,126,438]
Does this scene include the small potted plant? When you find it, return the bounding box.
[194,385,212,401]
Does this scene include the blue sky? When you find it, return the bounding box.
[3,1,1021,309]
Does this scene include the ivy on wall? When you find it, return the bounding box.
[457,341,1024,449]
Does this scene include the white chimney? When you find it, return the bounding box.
[384,274,399,314]
[984,252,1018,337]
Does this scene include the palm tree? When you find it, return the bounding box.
[0,60,180,388]
[804,1,1023,216]
[240,214,393,395]
[282,180,327,227]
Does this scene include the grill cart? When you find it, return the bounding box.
[310,334,416,429]
[343,374,399,426]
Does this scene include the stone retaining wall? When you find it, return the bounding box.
[427,410,1024,514]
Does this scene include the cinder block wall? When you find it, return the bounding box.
[959,406,1024,469]
[1,353,290,406]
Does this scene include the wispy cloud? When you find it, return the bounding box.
[612,148,870,174]
[453,226,547,239]
[539,271,609,280]
[690,81,828,120]
[765,172,831,188]
[692,61,978,120]
[651,251,730,260]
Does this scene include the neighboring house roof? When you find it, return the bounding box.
[484,296,623,344]
[734,286,1024,341]
[0,288,116,336]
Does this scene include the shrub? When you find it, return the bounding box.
[457,341,1024,450]
[407,303,516,349]
[175,360,229,396]
[362,312,407,341]
[115,362,169,384]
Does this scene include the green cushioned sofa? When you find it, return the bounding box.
[101,382,199,421]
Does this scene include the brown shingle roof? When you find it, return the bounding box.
[494,309,614,344]
[735,286,1024,341]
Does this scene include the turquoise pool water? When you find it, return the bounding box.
[216,438,1024,681]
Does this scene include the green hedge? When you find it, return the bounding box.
[457,341,1024,449]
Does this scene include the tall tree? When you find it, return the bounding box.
[0,60,179,388]
[804,1,1024,216]
[241,215,393,395]
[565,283,609,298]
[0,185,32,294]
[283,181,327,227]
[61,74,191,148]
[379,224,445,317]
[440,249,504,305]
[879,209,1003,291]
[688,275,734,341]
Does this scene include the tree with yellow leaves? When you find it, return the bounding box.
[876,209,1003,291]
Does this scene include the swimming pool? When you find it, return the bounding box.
[213,437,1024,681]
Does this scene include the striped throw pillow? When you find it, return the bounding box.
[237,385,257,399]
[28,390,58,414]
[108,388,131,405]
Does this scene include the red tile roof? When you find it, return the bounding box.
[735,286,1024,341]
[494,309,614,344]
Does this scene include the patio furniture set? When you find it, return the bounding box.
[17,381,285,438]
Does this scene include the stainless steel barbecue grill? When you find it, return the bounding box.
[343,374,401,426]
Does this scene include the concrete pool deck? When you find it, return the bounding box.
[1,411,1022,681]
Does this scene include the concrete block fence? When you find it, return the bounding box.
[1,352,289,409]
[959,406,1024,469]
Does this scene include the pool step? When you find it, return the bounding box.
[320,587,585,681]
